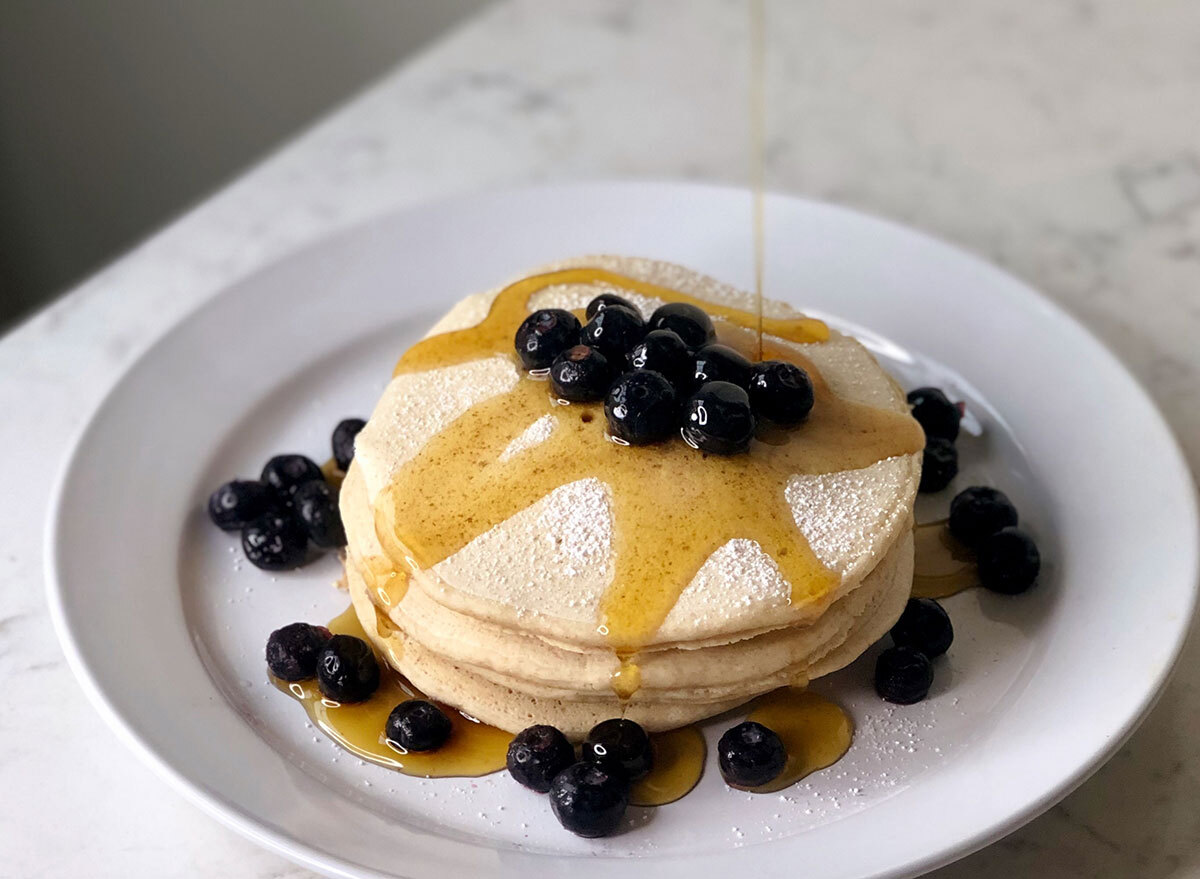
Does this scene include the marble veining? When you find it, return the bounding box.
[3,0,1199,876]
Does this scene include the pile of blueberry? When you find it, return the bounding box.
[907,387,962,493]
[874,482,1042,705]
[267,622,456,750]
[206,418,365,570]
[515,295,816,454]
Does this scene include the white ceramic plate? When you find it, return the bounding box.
[47,183,1198,879]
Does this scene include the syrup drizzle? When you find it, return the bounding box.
[744,688,853,793]
[911,519,977,599]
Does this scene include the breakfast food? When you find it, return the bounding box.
[340,255,926,738]
[205,255,1048,839]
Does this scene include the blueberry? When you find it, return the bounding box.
[241,511,308,571]
[260,454,324,499]
[316,634,380,703]
[604,371,679,445]
[692,343,754,390]
[919,438,958,493]
[208,479,277,531]
[586,292,637,320]
[907,387,960,442]
[549,761,630,838]
[748,360,815,426]
[549,345,614,402]
[581,719,653,780]
[890,598,953,658]
[874,646,934,704]
[580,304,646,362]
[514,308,581,370]
[978,527,1041,594]
[292,480,345,548]
[949,486,1018,547]
[386,700,452,752]
[265,622,332,681]
[647,302,716,351]
[507,725,576,793]
[682,381,756,455]
[332,418,366,471]
[627,329,692,387]
[717,721,787,788]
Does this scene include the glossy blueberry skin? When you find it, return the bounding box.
[261,454,324,499]
[948,486,1018,547]
[907,387,961,442]
[549,345,615,402]
[507,725,576,793]
[977,527,1041,594]
[331,418,366,471]
[627,329,692,388]
[748,360,815,427]
[874,646,934,704]
[646,302,716,351]
[265,622,332,681]
[514,308,581,370]
[208,479,278,531]
[579,304,646,362]
[889,598,954,658]
[919,437,958,493]
[717,721,787,788]
[586,292,637,321]
[604,371,679,445]
[386,700,452,752]
[549,761,630,838]
[292,479,346,548]
[315,635,380,703]
[581,718,653,780]
[241,511,308,571]
[682,381,756,455]
[691,343,754,390]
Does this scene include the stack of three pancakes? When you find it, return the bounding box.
[339,257,921,739]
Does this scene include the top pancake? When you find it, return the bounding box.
[353,255,921,650]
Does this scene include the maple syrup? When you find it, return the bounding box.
[632,726,706,806]
[743,688,853,793]
[911,519,977,599]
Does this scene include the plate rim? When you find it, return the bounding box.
[45,180,1200,879]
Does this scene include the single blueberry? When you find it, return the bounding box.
[717,721,787,788]
[586,292,637,320]
[514,309,581,370]
[549,345,614,402]
[646,302,716,351]
[332,418,366,471]
[386,700,452,752]
[919,437,958,493]
[260,454,324,499]
[292,480,346,548]
[208,479,277,531]
[580,304,646,362]
[316,635,380,703]
[682,381,756,455]
[748,360,815,426]
[907,387,961,442]
[241,511,308,571]
[627,329,692,387]
[874,646,934,704]
[507,725,576,793]
[889,598,954,658]
[691,343,754,390]
[549,761,630,838]
[949,486,1018,547]
[604,371,679,445]
[265,622,332,681]
[977,527,1041,594]
[581,718,653,780]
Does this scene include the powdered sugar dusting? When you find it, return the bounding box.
[498,414,557,462]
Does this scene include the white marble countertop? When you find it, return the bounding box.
[4,1,1199,876]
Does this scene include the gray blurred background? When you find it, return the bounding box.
[0,0,490,330]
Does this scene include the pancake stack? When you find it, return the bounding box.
[340,256,922,739]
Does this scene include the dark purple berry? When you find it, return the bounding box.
[907,387,960,442]
[208,480,277,531]
[890,598,953,658]
[507,725,575,793]
[316,635,380,703]
[717,721,786,788]
[332,418,366,471]
[748,360,815,426]
[919,438,958,493]
[604,371,678,445]
[875,646,934,704]
[266,622,332,681]
[949,486,1018,547]
[647,302,716,351]
[549,345,614,402]
[386,700,452,751]
[514,309,581,370]
[977,527,1041,594]
[682,381,756,455]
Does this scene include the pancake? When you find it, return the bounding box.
[341,255,923,735]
